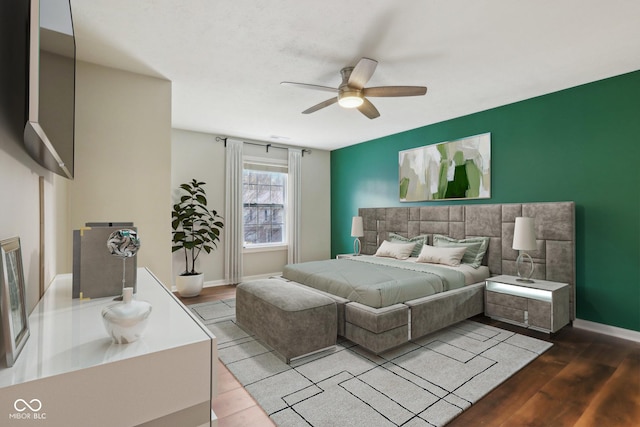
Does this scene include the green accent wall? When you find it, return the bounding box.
[331,71,640,332]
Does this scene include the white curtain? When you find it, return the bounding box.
[224,139,244,283]
[287,148,302,264]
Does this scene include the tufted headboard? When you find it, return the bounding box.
[359,201,575,319]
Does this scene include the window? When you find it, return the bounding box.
[243,161,287,247]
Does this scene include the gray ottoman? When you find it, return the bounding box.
[236,279,337,363]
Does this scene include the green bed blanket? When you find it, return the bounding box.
[281,255,466,308]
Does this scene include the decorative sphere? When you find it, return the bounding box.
[107,229,141,258]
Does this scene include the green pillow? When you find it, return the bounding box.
[388,233,428,258]
[432,234,490,268]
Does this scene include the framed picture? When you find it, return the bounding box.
[1,237,30,367]
[399,133,491,202]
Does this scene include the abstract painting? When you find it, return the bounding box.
[399,133,491,201]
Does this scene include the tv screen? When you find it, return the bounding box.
[23,0,75,179]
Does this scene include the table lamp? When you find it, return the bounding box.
[351,216,364,256]
[513,217,536,283]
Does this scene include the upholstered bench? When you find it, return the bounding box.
[278,280,350,336]
[236,279,337,363]
[344,302,409,354]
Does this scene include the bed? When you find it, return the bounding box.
[280,201,576,354]
[283,255,489,308]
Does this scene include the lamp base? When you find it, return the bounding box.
[353,238,361,256]
[516,252,535,283]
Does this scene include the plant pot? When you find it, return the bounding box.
[176,273,204,297]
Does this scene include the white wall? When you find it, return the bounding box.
[299,145,331,262]
[171,129,331,285]
[170,129,226,282]
[1,18,69,313]
[0,131,68,313]
[72,61,172,286]
[2,6,172,315]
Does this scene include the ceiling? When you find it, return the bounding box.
[70,0,640,151]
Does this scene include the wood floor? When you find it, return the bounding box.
[178,286,640,427]
[179,285,275,427]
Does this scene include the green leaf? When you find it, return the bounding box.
[172,179,224,273]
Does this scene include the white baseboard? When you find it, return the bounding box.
[200,278,227,288]
[573,318,640,343]
[170,272,283,292]
[202,272,283,288]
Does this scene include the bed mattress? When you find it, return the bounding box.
[407,259,490,286]
[282,255,488,308]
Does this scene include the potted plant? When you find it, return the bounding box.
[171,179,224,297]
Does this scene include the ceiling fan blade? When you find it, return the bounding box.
[357,98,380,119]
[302,97,338,114]
[281,81,338,93]
[363,86,427,97]
[348,58,378,89]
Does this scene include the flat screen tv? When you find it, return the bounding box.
[23,0,76,179]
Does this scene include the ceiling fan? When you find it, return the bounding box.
[281,57,427,119]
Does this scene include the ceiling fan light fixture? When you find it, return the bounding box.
[338,90,364,108]
[285,58,427,118]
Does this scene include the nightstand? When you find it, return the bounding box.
[336,253,356,259]
[485,275,570,333]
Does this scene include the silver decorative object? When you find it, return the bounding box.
[107,229,141,298]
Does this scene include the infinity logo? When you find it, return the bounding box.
[14,399,42,412]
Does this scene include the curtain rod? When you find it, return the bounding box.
[215,136,312,156]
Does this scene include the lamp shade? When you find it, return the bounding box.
[351,216,364,237]
[338,90,364,108]
[512,217,537,251]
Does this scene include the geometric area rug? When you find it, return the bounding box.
[189,299,552,426]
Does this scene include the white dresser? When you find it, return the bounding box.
[0,268,217,427]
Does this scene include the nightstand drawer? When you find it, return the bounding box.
[485,302,525,324]
[528,299,552,330]
[486,290,527,310]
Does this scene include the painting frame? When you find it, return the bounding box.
[0,236,30,367]
[399,133,491,202]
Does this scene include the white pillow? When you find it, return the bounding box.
[374,240,416,260]
[417,244,467,266]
